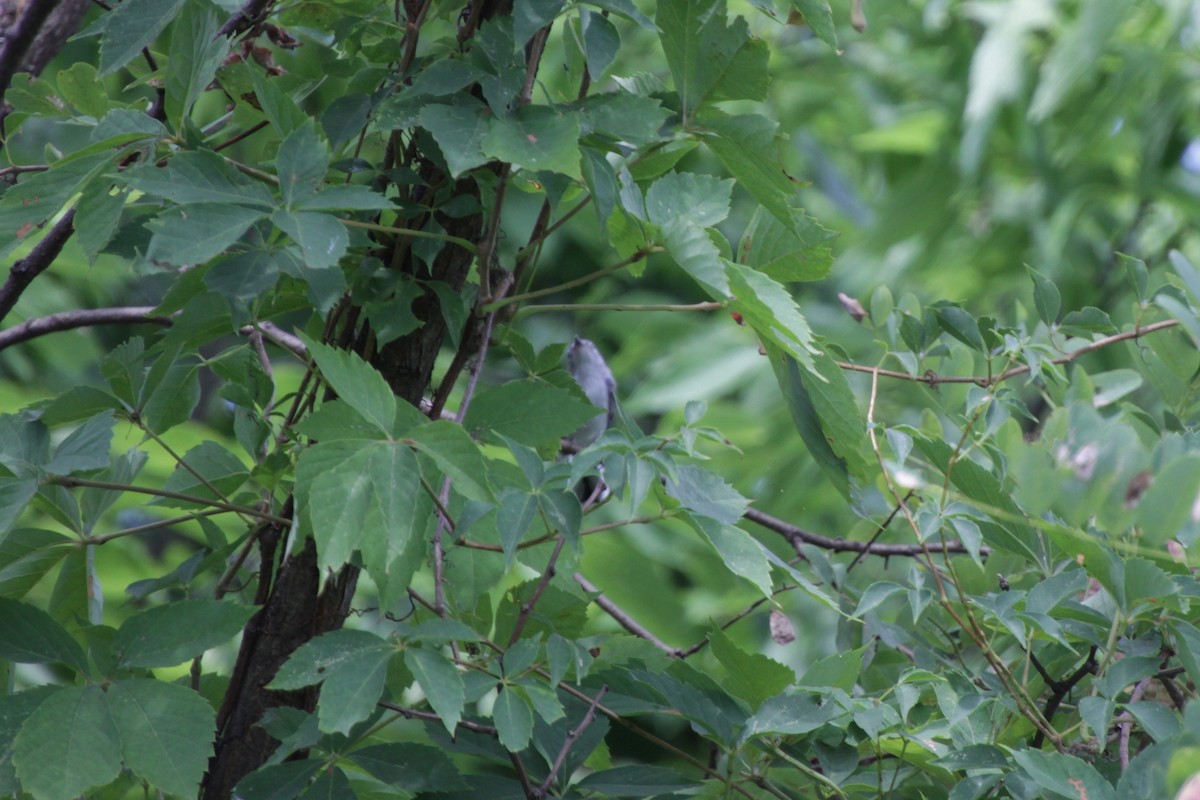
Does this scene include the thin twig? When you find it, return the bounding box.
[537,685,609,797]
[574,573,681,657]
[507,536,566,648]
[837,319,1179,387]
[744,507,986,558]
[377,700,497,735]
[47,475,291,525]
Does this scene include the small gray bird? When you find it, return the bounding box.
[566,336,616,452]
[565,337,616,505]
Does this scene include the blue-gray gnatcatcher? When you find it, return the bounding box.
[566,336,616,452]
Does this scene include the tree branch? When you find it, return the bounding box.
[838,319,1179,388]
[0,0,59,95]
[744,507,987,558]
[0,306,168,351]
[574,573,682,657]
[0,209,75,324]
[537,685,608,798]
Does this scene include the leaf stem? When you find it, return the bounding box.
[46,475,290,524]
[340,217,478,253]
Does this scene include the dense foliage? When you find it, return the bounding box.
[2,0,1200,798]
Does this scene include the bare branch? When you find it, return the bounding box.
[538,685,608,797]
[744,507,987,558]
[574,573,682,657]
[0,0,59,95]
[837,319,1179,388]
[0,306,168,351]
[0,209,75,324]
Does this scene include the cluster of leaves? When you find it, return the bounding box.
[1,1,1200,800]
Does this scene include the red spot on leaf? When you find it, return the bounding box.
[16,223,32,238]
[527,134,538,144]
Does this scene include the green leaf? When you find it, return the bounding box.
[660,219,730,297]
[0,529,72,599]
[122,150,275,208]
[1012,748,1116,800]
[349,743,468,792]
[97,0,187,76]
[296,440,422,571]
[708,628,793,708]
[0,152,112,255]
[234,761,322,800]
[464,380,598,446]
[575,93,669,147]
[107,679,214,798]
[657,0,767,117]
[405,421,495,502]
[405,647,465,734]
[935,304,986,351]
[585,0,656,29]
[138,358,201,433]
[44,411,114,475]
[741,692,842,739]
[294,184,394,212]
[646,172,732,229]
[301,337,397,437]
[271,210,348,269]
[151,441,248,508]
[914,436,1041,559]
[420,100,493,178]
[493,685,534,751]
[146,203,267,265]
[0,479,38,537]
[113,599,257,667]
[665,465,748,524]
[1027,266,1061,325]
[799,647,864,692]
[12,685,121,800]
[75,183,126,264]
[482,106,582,175]
[738,205,834,282]
[689,516,773,597]
[272,630,393,734]
[56,63,109,118]
[787,0,838,50]
[575,765,694,798]
[767,346,868,497]
[1135,455,1200,546]
[163,0,229,130]
[514,0,566,46]
[581,9,621,79]
[498,488,538,565]
[1091,369,1142,408]
[0,597,88,670]
[727,261,817,368]
[277,121,329,208]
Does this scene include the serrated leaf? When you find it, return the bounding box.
[482,106,581,175]
[0,152,112,255]
[44,412,114,475]
[270,630,393,735]
[576,765,694,797]
[660,218,730,297]
[146,203,266,265]
[689,516,772,597]
[277,121,329,208]
[12,685,121,800]
[788,0,838,50]
[493,685,534,751]
[272,210,348,269]
[1012,748,1116,800]
[1027,266,1061,325]
[0,529,72,599]
[405,647,465,734]
[294,184,394,212]
[97,0,187,76]
[296,440,422,571]
[646,172,732,229]
[107,679,214,798]
[301,336,396,436]
[163,0,228,130]
[727,261,817,368]
[464,380,598,446]
[709,627,793,708]
[113,599,256,667]
[658,0,767,117]
[0,597,88,670]
[56,63,109,118]
[405,421,495,502]
[741,693,842,740]
[349,743,468,792]
[122,150,275,208]
[738,205,834,282]
[75,183,126,264]
[574,93,669,146]
[420,100,493,178]
[665,465,747,524]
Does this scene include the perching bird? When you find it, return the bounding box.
[565,336,616,452]
[565,337,616,504]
